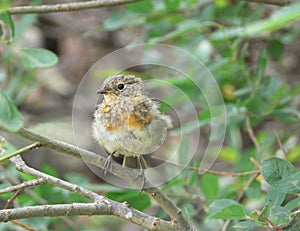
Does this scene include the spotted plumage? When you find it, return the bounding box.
[93,75,172,161]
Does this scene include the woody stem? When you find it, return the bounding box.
[1,127,193,231]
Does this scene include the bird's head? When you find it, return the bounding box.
[97,75,144,104]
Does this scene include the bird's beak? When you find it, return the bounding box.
[97,87,111,94]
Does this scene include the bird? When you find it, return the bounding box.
[92,74,172,188]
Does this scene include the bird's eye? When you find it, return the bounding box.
[117,83,125,91]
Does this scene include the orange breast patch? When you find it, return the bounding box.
[128,111,151,130]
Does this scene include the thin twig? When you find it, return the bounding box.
[273,129,287,158]
[0,142,41,162]
[11,220,37,231]
[250,157,261,169]
[153,156,260,177]
[245,0,292,6]
[205,169,260,177]
[9,0,141,14]
[8,0,292,15]
[279,210,300,230]
[245,116,261,153]
[4,189,22,209]
[261,213,281,230]
[0,178,46,194]
[236,172,260,202]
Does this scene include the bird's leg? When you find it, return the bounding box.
[103,152,114,174]
[135,155,146,190]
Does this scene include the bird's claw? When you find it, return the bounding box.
[104,155,113,175]
[135,168,146,192]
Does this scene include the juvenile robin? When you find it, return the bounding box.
[92,75,172,186]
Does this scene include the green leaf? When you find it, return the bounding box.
[228,125,242,153]
[178,135,189,165]
[246,97,274,117]
[14,13,38,44]
[125,0,153,14]
[199,108,212,122]
[0,139,16,162]
[208,199,247,219]
[150,20,209,43]
[215,0,229,7]
[265,187,286,208]
[181,204,193,223]
[162,177,184,191]
[232,220,258,231]
[0,0,12,13]
[188,162,200,187]
[267,39,284,61]
[287,144,300,163]
[19,48,58,69]
[285,197,300,211]
[246,181,262,199]
[257,49,267,80]
[42,165,59,178]
[107,190,151,211]
[269,206,291,226]
[200,173,219,201]
[261,157,300,194]
[218,147,241,164]
[0,89,23,132]
[165,0,180,11]
[66,172,121,192]
[210,2,300,41]
[286,217,300,231]
[104,11,143,31]
[0,11,14,39]
[19,172,35,181]
[273,108,300,123]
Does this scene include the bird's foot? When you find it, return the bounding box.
[135,168,146,192]
[104,154,113,175]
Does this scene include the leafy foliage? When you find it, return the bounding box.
[1,0,300,230]
[0,89,23,132]
[262,157,300,194]
[19,48,58,69]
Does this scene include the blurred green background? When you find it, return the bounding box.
[1,0,300,230]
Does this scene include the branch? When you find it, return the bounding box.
[10,155,106,202]
[245,0,293,6]
[8,0,292,15]
[9,0,141,14]
[245,115,261,153]
[1,155,177,231]
[153,156,260,177]
[0,142,41,162]
[273,129,287,157]
[11,220,37,231]
[4,190,22,209]
[0,178,46,194]
[1,127,193,231]
[205,169,260,177]
[0,165,82,230]
[0,202,176,231]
